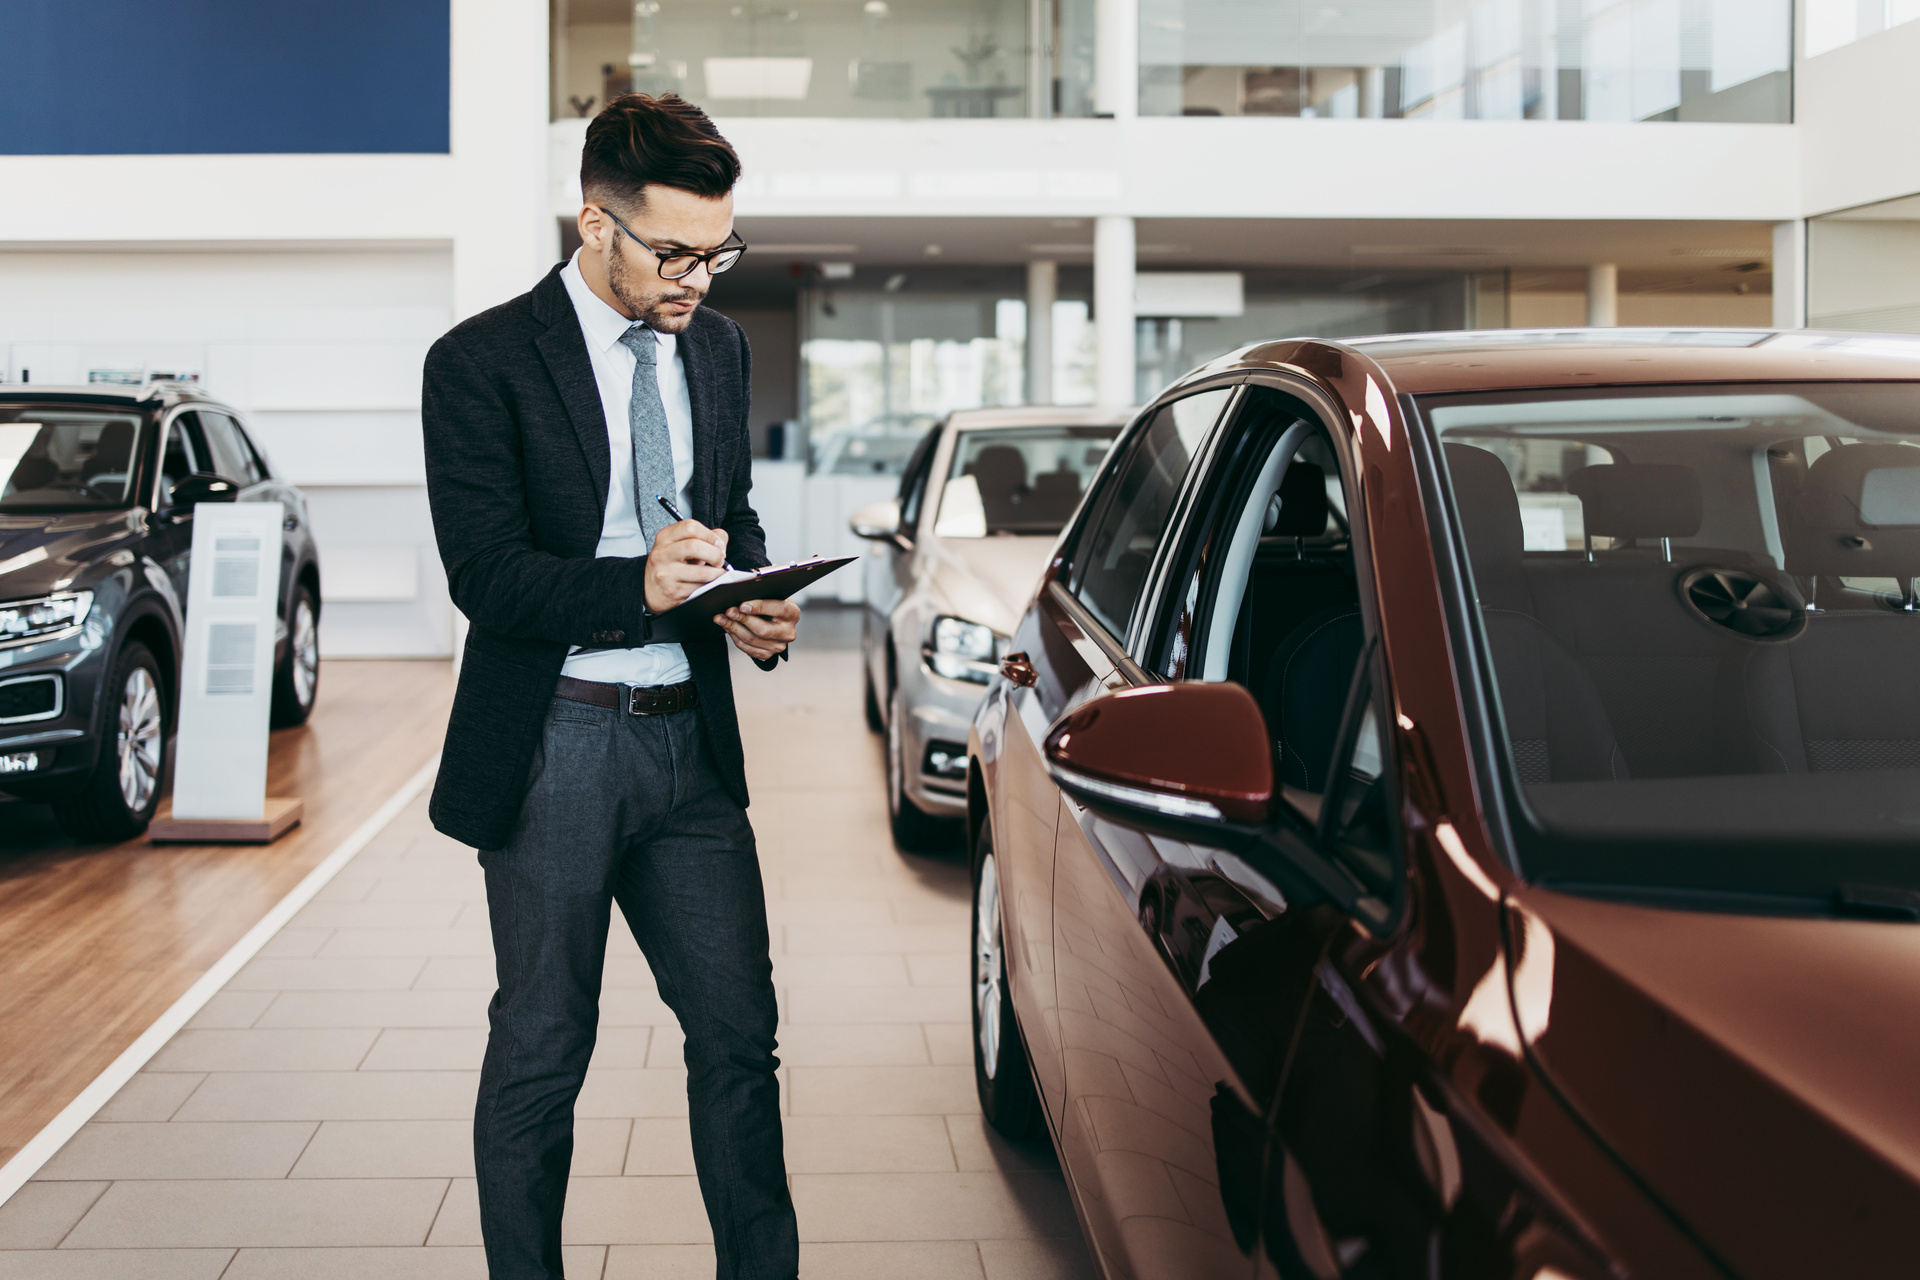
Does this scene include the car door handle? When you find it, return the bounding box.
[1001,651,1037,687]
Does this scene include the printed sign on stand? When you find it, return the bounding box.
[150,500,303,843]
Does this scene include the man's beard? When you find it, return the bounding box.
[608,241,705,333]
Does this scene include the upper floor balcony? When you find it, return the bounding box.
[551,0,1795,125]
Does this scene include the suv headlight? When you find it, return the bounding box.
[0,592,94,645]
[926,615,1004,685]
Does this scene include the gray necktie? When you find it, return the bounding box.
[619,324,677,549]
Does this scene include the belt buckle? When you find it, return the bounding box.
[625,685,647,716]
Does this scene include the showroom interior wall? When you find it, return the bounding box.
[0,0,549,658]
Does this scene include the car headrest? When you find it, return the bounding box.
[967,446,1028,497]
[1264,461,1329,536]
[1566,464,1703,539]
[86,422,135,474]
[1443,443,1531,613]
[1791,443,1920,579]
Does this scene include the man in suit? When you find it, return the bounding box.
[420,94,800,1280]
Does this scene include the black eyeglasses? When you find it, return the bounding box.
[597,206,747,280]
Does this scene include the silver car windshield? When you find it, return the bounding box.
[0,405,144,511]
[933,425,1121,537]
[1425,381,1920,910]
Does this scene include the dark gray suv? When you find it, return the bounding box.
[0,380,322,840]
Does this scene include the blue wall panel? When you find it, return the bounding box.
[1,0,450,154]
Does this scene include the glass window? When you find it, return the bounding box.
[0,404,144,511]
[161,413,207,492]
[196,410,260,485]
[897,426,939,530]
[1138,0,1791,123]
[934,423,1122,537]
[233,422,273,482]
[1426,381,1920,910]
[1070,388,1231,639]
[551,0,1054,122]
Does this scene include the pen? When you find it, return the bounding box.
[656,494,736,574]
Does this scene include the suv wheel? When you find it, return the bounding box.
[55,642,167,842]
[270,584,320,728]
[972,822,1041,1138]
[887,683,947,850]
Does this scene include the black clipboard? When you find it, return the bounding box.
[646,555,857,642]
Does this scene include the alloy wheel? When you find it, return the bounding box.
[975,851,1003,1079]
[117,666,162,813]
[290,596,319,706]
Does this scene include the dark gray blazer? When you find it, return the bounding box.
[420,264,778,850]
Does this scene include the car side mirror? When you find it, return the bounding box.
[1044,682,1273,837]
[165,472,240,514]
[849,499,903,541]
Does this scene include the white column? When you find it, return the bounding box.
[1027,260,1057,405]
[451,0,553,324]
[1095,216,1136,407]
[451,0,554,663]
[1359,67,1385,118]
[1094,0,1138,118]
[1586,263,1618,327]
[1772,219,1807,329]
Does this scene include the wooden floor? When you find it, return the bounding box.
[0,660,455,1167]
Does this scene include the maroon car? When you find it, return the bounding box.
[965,329,1920,1280]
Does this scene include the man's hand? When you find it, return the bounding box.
[644,519,728,614]
[717,598,799,661]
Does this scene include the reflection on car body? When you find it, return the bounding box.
[966,328,1920,1279]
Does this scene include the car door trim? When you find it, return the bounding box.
[1047,580,1152,689]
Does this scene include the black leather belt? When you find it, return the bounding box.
[555,675,699,716]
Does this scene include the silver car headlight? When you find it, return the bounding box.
[0,592,93,645]
[926,615,1003,685]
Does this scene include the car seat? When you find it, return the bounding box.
[1445,444,1628,783]
[1724,444,1920,772]
[966,445,1030,528]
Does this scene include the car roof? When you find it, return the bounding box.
[0,383,225,410]
[1184,328,1920,398]
[944,406,1138,431]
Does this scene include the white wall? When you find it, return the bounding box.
[0,248,454,657]
[1798,18,1920,216]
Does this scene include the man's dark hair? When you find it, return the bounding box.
[581,93,740,211]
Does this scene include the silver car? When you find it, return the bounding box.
[849,406,1132,847]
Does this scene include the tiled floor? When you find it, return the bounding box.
[0,632,1095,1279]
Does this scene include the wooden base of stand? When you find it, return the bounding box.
[149,797,304,844]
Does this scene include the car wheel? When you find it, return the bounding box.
[887,683,947,850]
[54,642,168,842]
[270,584,320,728]
[972,822,1041,1138]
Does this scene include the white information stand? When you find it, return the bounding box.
[150,501,303,843]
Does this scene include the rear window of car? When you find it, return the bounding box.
[0,403,145,510]
[1423,381,1920,914]
[933,425,1122,537]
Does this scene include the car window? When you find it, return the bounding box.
[896,427,939,532]
[933,424,1122,538]
[161,412,208,492]
[197,410,261,484]
[233,421,273,482]
[1424,381,1920,911]
[0,403,145,511]
[1070,389,1232,639]
[1147,388,1377,829]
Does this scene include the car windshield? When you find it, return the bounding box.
[933,425,1122,537]
[0,404,145,511]
[1424,381,1920,912]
